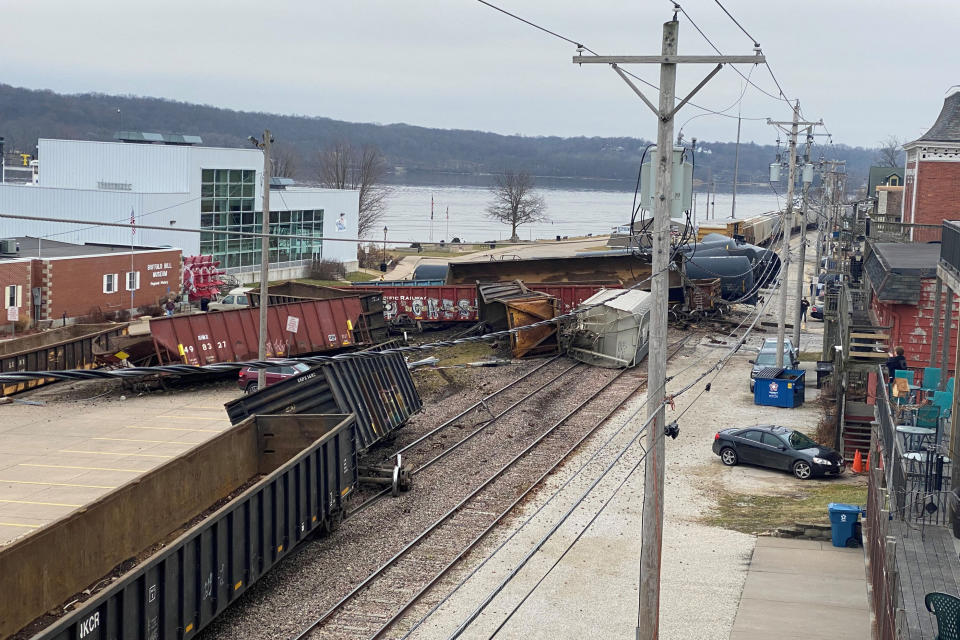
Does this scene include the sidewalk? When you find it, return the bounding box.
[730,537,869,640]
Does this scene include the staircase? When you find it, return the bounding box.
[841,399,875,462]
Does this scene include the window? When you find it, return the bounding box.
[236,295,249,305]
[761,433,785,448]
[739,430,763,442]
[787,431,818,450]
[103,273,118,294]
[125,271,140,291]
[4,285,22,309]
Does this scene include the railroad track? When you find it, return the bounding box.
[294,341,688,640]
[347,355,582,518]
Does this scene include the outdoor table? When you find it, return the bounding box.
[903,452,952,464]
[896,425,937,451]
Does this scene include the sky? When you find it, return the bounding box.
[3,0,957,148]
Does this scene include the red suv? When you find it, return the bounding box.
[237,361,311,394]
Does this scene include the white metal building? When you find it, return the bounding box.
[0,137,360,281]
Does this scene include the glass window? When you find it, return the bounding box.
[237,296,249,305]
[201,215,213,229]
[739,430,763,442]
[202,169,214,182]
[215,169,229,182]
[243,170,255,183]
[201,199,213,213]
[215,199,228,213]
[787,431,818,450]
[279,211,290,224]
[761,433,785,448]
[201,184,214,198]
[215,183,228,197]
[242,183,254,198]
[242,212,254,225]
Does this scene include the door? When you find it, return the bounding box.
[760,432,791,470]
[734,430,766,464]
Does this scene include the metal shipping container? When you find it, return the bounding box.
[225,352,422,451]
[7,413,358,640]
[246,281,388,343]
[0,323,128,396]
[149,297,365,365]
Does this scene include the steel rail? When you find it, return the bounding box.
[292,367,638,640]
[345,358,578,519]
[378,339,690,640]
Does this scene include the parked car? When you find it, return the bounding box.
[809,298,824,321]
[712,425,845,480]
[237,361,311,393]
[750,338,800,391]
[208,287,253,312]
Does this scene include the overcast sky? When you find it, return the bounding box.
[4,0,957,149]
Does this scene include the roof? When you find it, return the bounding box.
[916,92,960,143]
[867,166,904,196]
[871,242,940,276]
[0,236,173,260]
[113,131,203,145]
[581,288,651,312]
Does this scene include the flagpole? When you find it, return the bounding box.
[430,194,434,243]
[130,208,135,314]
[446,206,449,242]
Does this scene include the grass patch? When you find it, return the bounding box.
[412,341,503,399]
[704,482,867,534]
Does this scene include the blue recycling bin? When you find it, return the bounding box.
[828,503,863,548]
[753,368,806,408]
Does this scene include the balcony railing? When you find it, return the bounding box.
[942,220,960,277]
[868,220,943,244]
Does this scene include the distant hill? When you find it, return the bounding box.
[0,83,880,191]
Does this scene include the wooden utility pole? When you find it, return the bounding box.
[256,130,272,390]
[792,127,813,347]
[768,108,821,367]
[574,19,763,640]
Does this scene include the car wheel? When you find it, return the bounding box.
[245,383,259,394]
[720,447,738,466]
[793,460,812,480]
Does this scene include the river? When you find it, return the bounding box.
[378,178,782,245]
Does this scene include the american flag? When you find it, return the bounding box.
[130,208,136,235]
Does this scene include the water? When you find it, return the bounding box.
[378,180,782,245]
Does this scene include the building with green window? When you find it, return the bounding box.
[0,137,360,284]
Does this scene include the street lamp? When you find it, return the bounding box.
[381,226,388,272]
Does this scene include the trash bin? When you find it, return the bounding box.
[828,503,863,548]
[753,368,807,408]
[815,361,834,389]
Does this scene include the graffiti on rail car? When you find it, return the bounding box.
[382,293,478,322]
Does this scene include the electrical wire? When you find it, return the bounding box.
[711,0,760,47]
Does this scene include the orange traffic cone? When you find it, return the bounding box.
[852,449,863,474]
[865,450,871,472]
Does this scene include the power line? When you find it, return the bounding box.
[712,0,760,47]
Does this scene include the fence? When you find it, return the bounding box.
[867,426,901,640]
[869,220,943,245]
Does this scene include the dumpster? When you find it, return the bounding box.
[828,503,863,547]
[753,367,806,408]
[815,361,834,389]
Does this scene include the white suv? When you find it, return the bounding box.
[207,287,252,312]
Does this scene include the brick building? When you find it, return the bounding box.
[865,242,958,373]
[903,91,960,227]
[0,237,181,326]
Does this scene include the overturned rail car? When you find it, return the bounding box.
[149,297,366,365]
[246,281,388,343]
[10,413,358,640]
[225,351,422,451]
[0,323,128,396]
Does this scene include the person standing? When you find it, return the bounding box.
[885,346,908,380]
[800,297,810,324]
[164,298,175,317]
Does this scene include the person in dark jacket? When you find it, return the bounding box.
[885,346,908,380]
[800,298,810,322]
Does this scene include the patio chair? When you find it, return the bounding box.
[948,377,956,394]
[917,405,941,429]
[933,391,954,418]
[924,367,943,392]
[895,369,916,386]
[925,592,960,640]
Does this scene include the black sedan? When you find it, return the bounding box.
[712,425,845,480]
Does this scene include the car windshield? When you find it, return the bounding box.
[756,352,777,366]
[787,430,818,450]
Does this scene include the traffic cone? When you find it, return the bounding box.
[852,449,863,474]
[865,450,871,472]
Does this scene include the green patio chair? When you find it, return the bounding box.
[933,391,954,418]
[894,369,915,385]
[926,592,960,640]
[924,367,942,392]
[917,405,941,429]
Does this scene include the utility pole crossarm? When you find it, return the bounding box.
[665,63,723,120]
[574,55,764,64]
[611,64,661,118]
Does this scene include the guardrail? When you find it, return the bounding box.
[867,426,900,640]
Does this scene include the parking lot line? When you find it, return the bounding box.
[19,463,146,473]
[59,450,173,459]
[0,498,82,507]
[0,479,117,489]
[126,425,223,433]
[156,415,228,421]
[93,437,196,445]
[0,521,39,529]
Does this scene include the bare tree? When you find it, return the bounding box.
[486,170,547,242]
[877,136,904,167]
[271,145,300,179]
[318,141,390,238]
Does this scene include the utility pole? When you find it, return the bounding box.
[251,131,272,391]
[792,127,813,347]
[574,19,763,640]
[768,107,821,367]
[730,114,742,219]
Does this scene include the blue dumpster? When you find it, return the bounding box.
[828,503,863,548]
[753,368,806,408]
